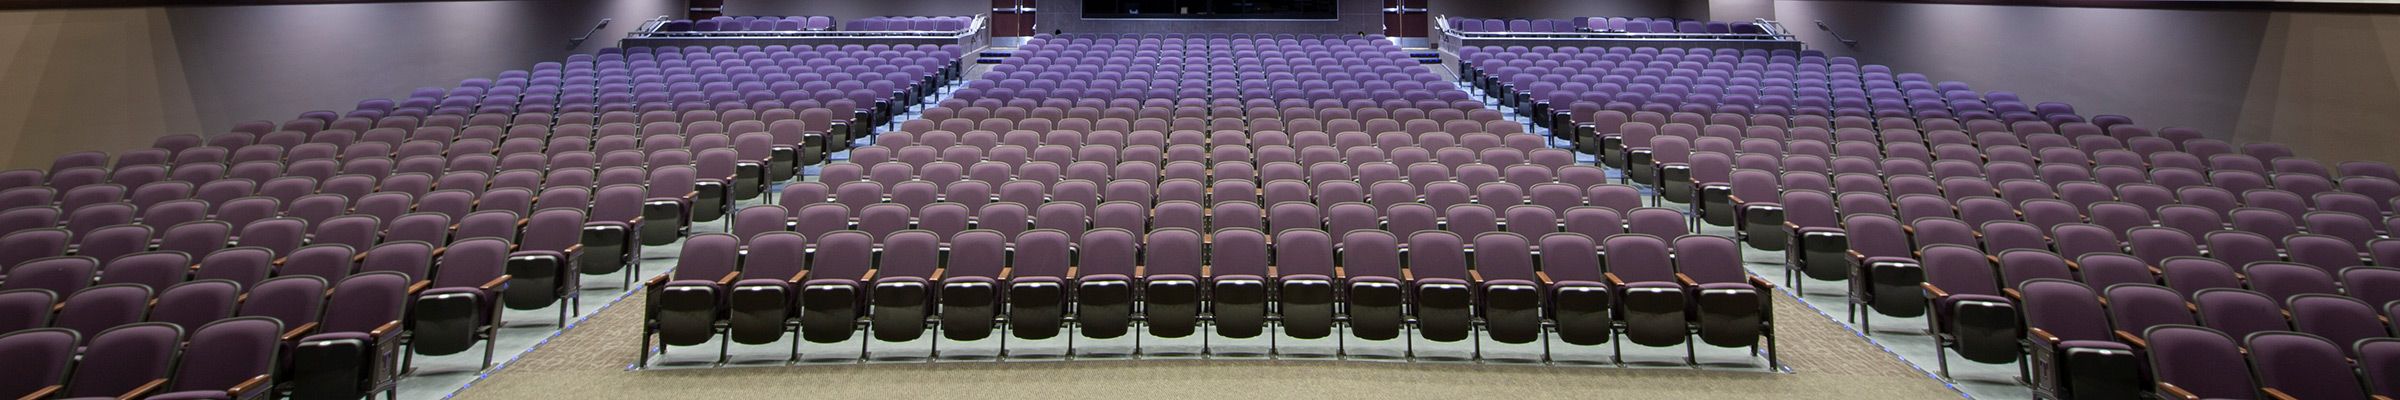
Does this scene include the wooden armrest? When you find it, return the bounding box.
[1604,272,1625,286]
[1748,275,1776,290]
[997,267,1013,280]
[113,379,168,400]
[1536,271,1554,285]
[429,246,447,259]
[1921,282,1950,299]
[1782,221,1800,230]
[785,270,808,284]
[859,269,877,281]
[189,263,204,271]
[2115,330,2147,349]
[715,271,739,286]
[477,275,511,291]
[2149,266,2164,276]
[1333,266,1346,279]
[1401,268,1414,281]
[2262,387,2298,400]
[407,280,431,295]
[628,216,645,225]
[517,218,531,228]
[2371,395,2393,400]
[1727,194,1745,204]
[2003,288,2023,301]
[1674,273,1698,286]
[2156,382,2199,400]
[682,191,699,201]
[562,243,584,254]
[352,252,370,263]
[2027,327,2060,345]
[19,385,57,400]
[1467,269,1482,282]
[280,322,320,342]
[448,222,462,231]
[646,273,672,289]
[227,374,272,397]
[1846,249,1867,261]
[1987,255,2002,265]
[2064,259,2082,271]
[273,256,288,266]
[929,268,945,281]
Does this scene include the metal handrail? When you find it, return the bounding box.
[627,14,988,39]
[1432,16,1802,42]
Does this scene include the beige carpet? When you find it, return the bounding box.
[452,291,1963,399]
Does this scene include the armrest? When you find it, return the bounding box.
[112,378,168,400]
[19,385,57,400]
[2063,259,2082,271]
[1782,221,1800,230]
[226,375,271,398]
[1846,249,1867,261]
[352,252,369,263]
[1536,271,1554,285]
[2262,388,2298,400]
[1920,282,1950,299]
[2115,330,2147,349]
[280,322,320,342]
[682,191,698,201]
[407,280,431,295]
[2027,327,2060,345]
[929,268,945,281]
[646,274,671,289]
[1604,272,1625,286]
[2003,288,2022,301]
[273,256,288,266]
[1674,273,1698,287]
[859,268,877,281]
[477,275,512,291]
[715,271,739,286]
[785,270,808,285]
[628,216,645,225]
[1727,194,1745,204]
[2155,382,2199,400]
[1748,275,1776,290]
[997,267,1013,280]
[1467,269,1482,282]
[561,243,584,254]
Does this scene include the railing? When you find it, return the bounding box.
[625,14,989,39]
[1434,14,1800,42]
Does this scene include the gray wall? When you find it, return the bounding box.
[1037,0,1383,34]
[1776,0,2400,166]
[168,0,680,133]
[721,0,984,22]
[1777,0,2269,140]
[0,0,680,169]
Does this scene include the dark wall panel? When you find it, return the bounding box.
[1424,0,1675,22]
[1776,0,2270,137]
[1036,0,1383,34]
[165,0,679,132]
[721,0,985,22]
